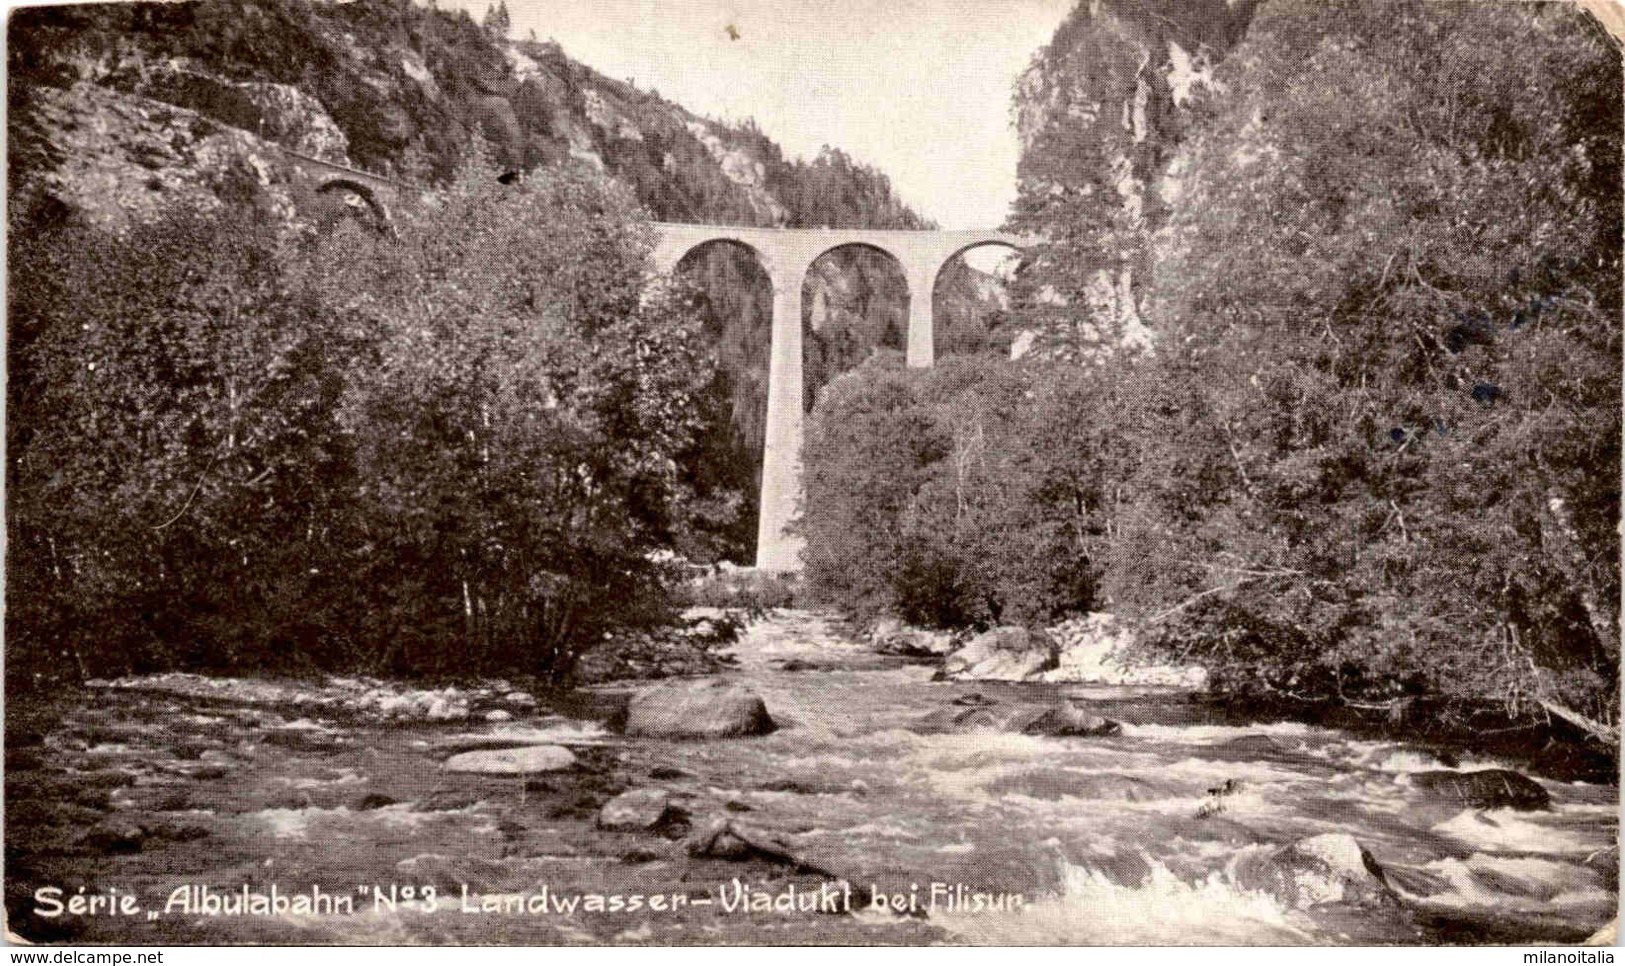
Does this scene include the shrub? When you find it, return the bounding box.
[802,352,1129,629]
[7,208,357,681]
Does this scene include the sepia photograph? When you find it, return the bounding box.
[3,0,1621,948]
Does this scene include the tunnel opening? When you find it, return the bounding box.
[311,178,392,235]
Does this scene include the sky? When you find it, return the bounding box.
[460,0,1077,229]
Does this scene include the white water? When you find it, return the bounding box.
[669,611,1620,944]
[40,609,1616,945]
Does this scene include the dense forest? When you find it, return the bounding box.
[804,0,1622,749]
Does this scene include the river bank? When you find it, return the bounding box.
[5,609,1617,945]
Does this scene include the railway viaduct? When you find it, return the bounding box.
[282,150,1030,571]
[649,224,1029,571]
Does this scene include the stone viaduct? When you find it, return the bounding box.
[650,224,1029,572]
[279,149,1030,571]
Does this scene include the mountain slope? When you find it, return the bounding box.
[7,0,928,231]
[1006,0,1260,356]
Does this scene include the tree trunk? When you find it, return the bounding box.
[1537,698,1620,746]
[1544,492,1619,660]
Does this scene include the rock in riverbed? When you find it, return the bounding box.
[1040,613,1209,688]
[1229,833,1396,909]
[685,817,841,878]
[917,699,1120,737]
[597,789,686,832]
[1409,768,1550,811]
[624,682,775,738]
[936,626,1058,682]
[441,745,576,774]
[868,618,957,658]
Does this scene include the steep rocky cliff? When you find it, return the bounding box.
[1007,0,1260,356]
[7,0,927,232]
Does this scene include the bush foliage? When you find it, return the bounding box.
[1115,0,1621,732]
[7,159,718,684]
[803,352,1127,630]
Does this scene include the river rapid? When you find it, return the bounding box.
[6,610,1617,945]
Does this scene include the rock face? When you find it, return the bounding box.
[937,627,1058,682]
[8,3,926,235]
[111,64,350,163]
[1410,769,1551,811]
[11,84,301,231]
[624,682,776,739]
[1010,0,1261,360]
[917,699,1120,737]
[441,745,576,775]
[1229,834,1396,910]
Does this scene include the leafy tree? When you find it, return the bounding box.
[305,154,716,679]
[7,210,358,680]
[802,352,948,623]
[1113,0,1621,738]
[7,155,719,686]
[802,353,1129,628]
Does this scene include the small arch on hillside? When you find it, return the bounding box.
[802,242,910,411]
[315,178,393,235]
[932,241,1024,360]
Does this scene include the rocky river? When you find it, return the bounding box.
[5,610,1617,945]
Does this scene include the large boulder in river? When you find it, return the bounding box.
[1229,833,1397,910]
[625,682,775,738]
[869,618,958,658]
[442,745,576,774]
[1041,613,1209,688]
[1018,704,1123,737]
[1409,768,1550,811]
[937,626,1058,681]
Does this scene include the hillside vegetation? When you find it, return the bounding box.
[805,0,1621,749]
[5,0,1010,684]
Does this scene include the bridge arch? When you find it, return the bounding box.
[667,236,778,288]
[315,178,393,234]
[647,223,1033,572]
[671,239,776,564]
[931,240,1024,360]
[802,242,911,412]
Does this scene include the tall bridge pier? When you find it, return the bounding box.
[650,224,1028,572]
